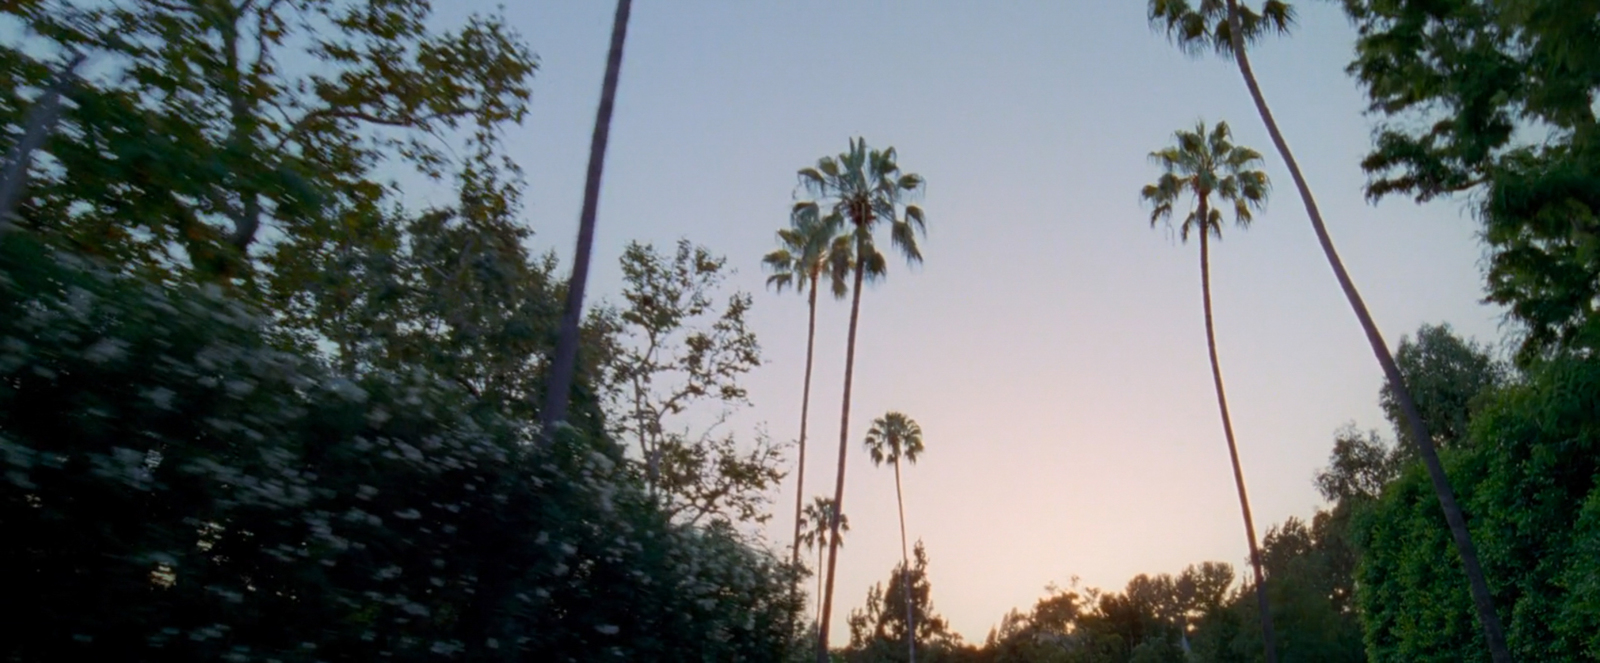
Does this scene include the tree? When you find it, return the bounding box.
[603,239,781,526]
[764,206,853,569]
[800,497,851,631]
[1336,0,1600,367]
[1141,118,1277,663]
[1356,350,1600,661]
[543,0,634,433]
[1147,2,1513,658]
[3,0,536,285]
[1380,324,1506,458]
[865,412,928,663]
[846,541,956,663]
[800,137,928,662]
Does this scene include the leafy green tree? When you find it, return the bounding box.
[764,206,853,568]
[846,541,957,663]
[603,239,780,525]
[866,412,928,663]
[798,137,928,662]
[3,0,535,284]
[1147,3,1512,657]
[1358,352,1600,661]
[1141,118,1276,663]
[544,0,634,432]
[1380,324,1506,458]
[1336,0,1600,367]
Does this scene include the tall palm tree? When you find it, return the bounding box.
[1142,119,1277,663]
[763,207,852,572]
[541,0,634,435]
[864,412,925,663]
[799,497,850,627]
[798,137,926,663]
[1148,3,1512,660]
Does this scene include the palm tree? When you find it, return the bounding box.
[1142,119,1277,663]
[799,497,850,626]
[763,207,852,573]
[541,0,634,435]
[798,137,927,663]
[1148,3,1512,660]
[864,412,926,663]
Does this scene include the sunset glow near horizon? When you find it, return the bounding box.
[449,1,1503,645]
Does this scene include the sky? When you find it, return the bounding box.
[442,0,1504,645]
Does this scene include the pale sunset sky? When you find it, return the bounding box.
[448,1,1501,645]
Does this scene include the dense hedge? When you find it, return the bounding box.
[0,236,800,662]
[1356,354,1600,662]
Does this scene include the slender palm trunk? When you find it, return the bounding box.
[0,53,84,232]
[894,458,915,663]
[790,276,820,638]
[1221,4,1510,660]
[1198,221,1278,663]
[818,251,867,663]
[793,277,820,566]
[542,0,633,435]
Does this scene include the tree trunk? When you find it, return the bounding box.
[791,274,820,637]
[1198,219,1278,663]
[894,458,915,663]
[0,53,84,232]
[1221,3,1511,660]
[793,276,820,565]
[818,252,867,663]
[541,0,634,436]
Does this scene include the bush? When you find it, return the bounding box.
[0,236,800,662]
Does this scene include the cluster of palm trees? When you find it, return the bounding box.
[541,1,1511,662]
[762,138,931,662]
[1141,1,1511,662]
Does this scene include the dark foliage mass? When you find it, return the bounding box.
[0,236,801,662]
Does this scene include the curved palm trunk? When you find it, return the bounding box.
[541,0,633,435]
[791,276,820,635]
[894,458,915,663]
[818,253,867,663]
[1221,4,1511,660]
[1198,223,1278,663]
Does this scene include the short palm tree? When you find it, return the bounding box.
[865,412,925,663]
[799,496,850,625]
[798,137,926,663]
[1148,3,1511,660]
[1142,119,1277,663]
[763,206,852,573]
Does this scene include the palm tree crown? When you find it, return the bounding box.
[865,412,925,467]
[1142,120,1269,241]
[798,137,927,276]
[764,203,854,298]
[1148,0,1293,59]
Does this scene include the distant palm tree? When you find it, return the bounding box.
[763,207,852,573]
[541,0,634,434]
[1141,119,1276,663]
[865,412,925,663]
[1148,3,1511,660]
[799,497,850,624]
[797,137,926,663]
